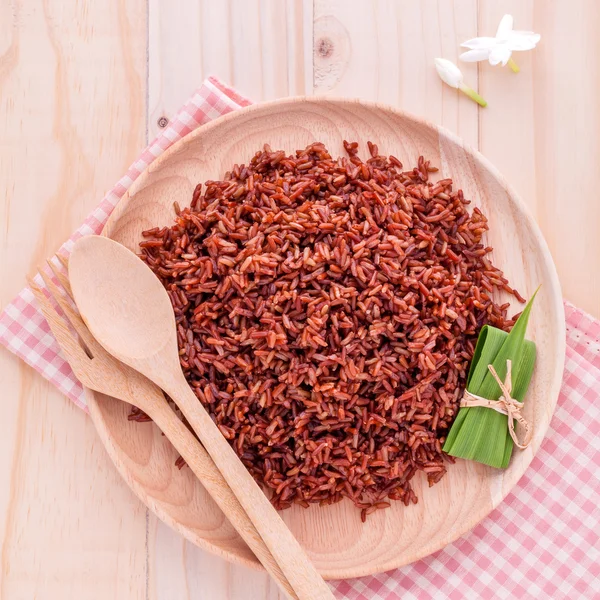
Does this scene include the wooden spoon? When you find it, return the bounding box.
[69,235,335,600]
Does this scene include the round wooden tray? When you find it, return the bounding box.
[87,98,564,579]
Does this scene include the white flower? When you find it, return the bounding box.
[459,14,541,69]
[434,58,463,88]
[434,58,487,107]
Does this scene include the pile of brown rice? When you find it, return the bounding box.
[137,141,520,520]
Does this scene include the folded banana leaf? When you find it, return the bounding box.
[443,292,538,468]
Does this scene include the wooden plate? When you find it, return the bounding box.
[88,98,564,579]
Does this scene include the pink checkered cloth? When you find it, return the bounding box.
[1,78,598,599]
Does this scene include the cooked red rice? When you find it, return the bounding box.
[138,141,520,521]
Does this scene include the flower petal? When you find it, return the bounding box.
[508,32,541,51]
[460,36,497,50]
[489,46,511,66]
[434,58,463,88]
[459,49,491,63]
[512,30,540,38]
[495,14,514,41]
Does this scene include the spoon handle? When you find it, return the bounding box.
[127,386,299,600]
[161,372,335,600]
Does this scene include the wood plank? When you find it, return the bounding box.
[146,3,312,595]
[318,0,598,317]
[147,0,313,140]
[0,1,149,598]
[478,0,600,317]
[153,519,282,600]
[313,0,480,149]
[1,379,149,600]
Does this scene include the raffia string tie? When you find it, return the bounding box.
[460,359,533,450]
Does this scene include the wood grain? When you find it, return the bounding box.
[0,1,596,598]
[147,0,313,140]
[311,0,600,317]
[0,2,149,598]
[313,0,480,148]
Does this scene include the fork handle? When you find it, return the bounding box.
[124,389,299,600]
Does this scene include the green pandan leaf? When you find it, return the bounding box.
[443,290,538,468]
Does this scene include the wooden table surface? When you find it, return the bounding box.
[0,1,597,599]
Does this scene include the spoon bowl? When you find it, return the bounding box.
[69,235,176,361]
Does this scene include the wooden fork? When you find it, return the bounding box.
[29,256,299,600]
